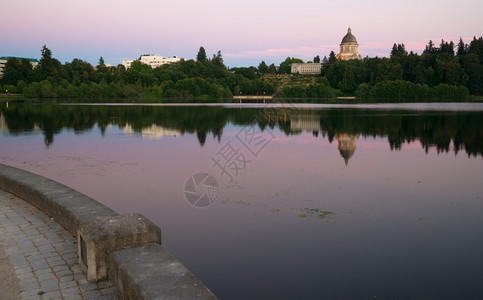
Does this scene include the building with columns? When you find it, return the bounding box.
[0,56,39,78]
[291,63,323,75]
[122,54,181,69]
[291,27,362,74]
[337,28,362,61]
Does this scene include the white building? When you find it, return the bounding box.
[291,63,323,75]
[122,54,181,69]
[0,56,39,78]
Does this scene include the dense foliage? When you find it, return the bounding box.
[322,38,482,98]
[1,37,482,100]
[0,46,274,100]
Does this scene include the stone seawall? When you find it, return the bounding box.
[0,164,218,300]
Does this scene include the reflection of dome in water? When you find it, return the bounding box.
[335,133,360,165]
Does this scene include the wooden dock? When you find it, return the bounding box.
[233,95,274,103]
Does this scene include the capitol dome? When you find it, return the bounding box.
[341,28,358,44]
[337,27,362,61]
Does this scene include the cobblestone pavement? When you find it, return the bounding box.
[0,188,118,300]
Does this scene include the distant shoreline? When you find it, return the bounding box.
[1,95,482,104]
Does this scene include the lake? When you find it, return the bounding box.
[1,102,483,299]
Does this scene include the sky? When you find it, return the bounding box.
[2,0,482,67]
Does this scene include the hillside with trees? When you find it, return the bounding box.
[1,37,482,101]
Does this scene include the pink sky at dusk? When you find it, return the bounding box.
[2,0,482,67]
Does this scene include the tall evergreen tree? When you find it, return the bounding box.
[328,51,337,64]
[440,40,455,55]
[391,43,407,59]
[97,56,106,68]
[212,51,224,67]
[469,36,483,62]
[258,61,269,74]
[196,47,207,62]
[457,38,467,56]
[39,45,54,79]
[424,40,438,54]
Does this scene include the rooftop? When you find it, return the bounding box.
[341,27,358,44]
[0,56,39,63]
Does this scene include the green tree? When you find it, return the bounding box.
[424,40,437,54]
[20,59,34,82]
[279,57,303,74]
[197,47,207,62]
[469,36,483,62]
[314,55,321,63]
[457,38,467,56]
[212,50,224,67]
[355,83,370,98]
[328,51,337,64]
[390,43,407,60]
[258,61,269,74]
[440,39,455,55]
[39,45,54,79]
[97,57,106,69]
[463,53,481,94]
[338,68,356,93]
[268,63,277,74]
[232,67,258,79]
[2,58,23,85]
[2,58,35,85]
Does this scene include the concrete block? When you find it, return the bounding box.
[109,243,218,300]
[78,214,161,282]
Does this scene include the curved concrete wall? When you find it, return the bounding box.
[0,164,118,235]
[0,164,218,299]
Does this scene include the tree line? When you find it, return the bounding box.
[273,37,481,99]
[319,37,482,99]
[0,46,274,100]
[1,37,482,100]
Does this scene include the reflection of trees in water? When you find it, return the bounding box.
[1,104,482,157]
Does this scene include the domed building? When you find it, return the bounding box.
[337,27,362,61]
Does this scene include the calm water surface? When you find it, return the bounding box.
[1,102,483,299]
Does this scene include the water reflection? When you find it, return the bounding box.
[0,112,7,134]
[289,114,321,132]
[336,133,359,165]
[2,102,483,299]
[2,103,482,158]
[123,124,181,139]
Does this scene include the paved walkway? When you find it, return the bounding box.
[0,188,118,300]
